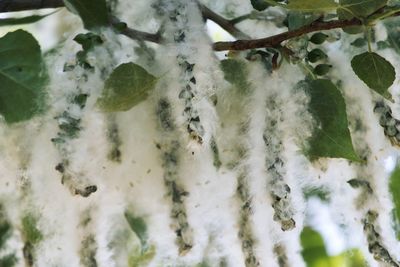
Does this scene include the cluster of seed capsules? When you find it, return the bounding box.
[236,171,260,266]
[52,48,97,198]
[263,100,296,231]
[362,211,399,267]
[157,98,193,255]
[374,101,400,146]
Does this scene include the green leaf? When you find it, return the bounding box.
[97,63,157,112]
[338,0,387,18]
[336,0,384,34]
[309,33,328,44]
[337,7,364,34]
[63,0,108,30]
[301,227,329,266]
[304,79,360,161]
[389,166,400,239]
[307,48,327,63]
[0,11,57,27]
[351,38,367,47]
[125,212,148,251]
[220,59,250,92]
[251,0,273,11]
[288,12,319,30]
[300,227,367,267]
[347,178,373,193]
[286,0,338,12]
[287,12,315,30]
[377,40,391,50]
[303,187,330,201]
[113,22,128,33]
[313,64,332,76]
[384,18,400,54]
[0,30,47,123]
[73,33,103,51]
[128,245,155,267]
[351,52,395,100]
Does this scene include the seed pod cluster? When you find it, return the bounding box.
[237,172,260,267]
[106,120,122,163]
[163,0,205,144]
[274,244,289,267]
[374,101,400,146]
[156,99,193,254]
[264,98,296,231]
[362,211,399,267]
[52,52,97,197]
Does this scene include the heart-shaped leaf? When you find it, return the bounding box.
[304,79,360,161]
[97,63,157,112]
[351,52,395,100]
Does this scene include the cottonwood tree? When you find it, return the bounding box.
[1,0,400,266]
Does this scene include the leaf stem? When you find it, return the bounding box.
[230,13,253,25]
[366,27,373,52]
[300,62,317,80]
[367,7,400,25]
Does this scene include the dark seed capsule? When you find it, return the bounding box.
[379,116,387,126]
[55,163,65,173]
[386,126,397,137]
[386,118,397,127]
[75,185,97,197]
[281,218,296,231]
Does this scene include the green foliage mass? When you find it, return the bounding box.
[301,226,367,267]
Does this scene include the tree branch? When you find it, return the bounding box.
[108,16,163,43]
[3,0,400,53]
[213,18,363,51]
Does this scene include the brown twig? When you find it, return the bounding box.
[108,16,163,43]
[213,18,363,51]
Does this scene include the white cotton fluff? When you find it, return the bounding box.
[257,63,308,267]
[315,29,400,266]
[3,1,400,266]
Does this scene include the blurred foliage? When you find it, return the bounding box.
[300,227,367,267]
